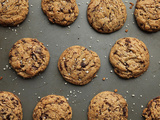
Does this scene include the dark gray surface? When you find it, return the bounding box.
[0,0,160,119]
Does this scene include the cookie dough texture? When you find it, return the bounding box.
[134,0,160,32]
[143,96,160,120]
[58,45,101,85]
[87,0,127,33]
[0,0,29,26]
[88,91,128,120]
[0,91,23,120]
[109,37,149,79]
[41,0,79,26]
[33,95,72,120]
[9,38,50,78]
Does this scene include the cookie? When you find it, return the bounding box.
[41,0,79,26]
[58,45,101,85]
[134,0,160,32]
[87,0,127,33]
[109,37,149,79]
[9,38,50,78]
[143,96,160,119]
[0,91,23,120]
[33,95,72,120]
[88,91,128,120]
[0,0,29,26]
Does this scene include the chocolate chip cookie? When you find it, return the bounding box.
[9,38,50,78]
[0,91,23,120]
[58,45,101,85]
[143,96,160,119]
[134,0,160,32]
[33,95,72,120]
[87,0,127,33]
[88,91,128,120]
[0,0,29,26]
[109,37,149,79]
[41,0,79,26]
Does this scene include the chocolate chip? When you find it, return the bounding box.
[114,50,117,54]
[125,38,131,43]
[123,107,127,116]
[81,62,86,68]
[20,65,25,68]
[11,98,14,101]
[31,53,37,61]
[9,55,13,60]
[32,39,39,43]
[21,39,26,43]
[139,61,144,64]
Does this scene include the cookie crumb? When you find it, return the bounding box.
[114,89,118,93]
[125,29,128,33]
[102,77,105,81]
[129,2,134,9]
[0,76,2,80]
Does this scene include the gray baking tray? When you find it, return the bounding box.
[0,0,160,119]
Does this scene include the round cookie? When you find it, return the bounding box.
[134,0,160,32]
[0,0,29,26]
[143,96,160,119]
[33,95,72,120]
[109,37,149,79]
[87,0,127,33]
[41,0,79,26]
[58,45,101,85]
[0,91,23,120]
[88,91,128,120]
[9,38,50,78]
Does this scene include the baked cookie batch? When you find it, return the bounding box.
[0,0,160,119]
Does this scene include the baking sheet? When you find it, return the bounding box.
[0,0,160,119]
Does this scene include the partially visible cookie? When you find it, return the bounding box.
[0,91,23,120]
[88,91,128,120]
[87,0,127,33]
[134,0,160,32]
[41,0,79,26]
[109,37,149,79]
[58,45,101,85]
[0,0,29,26]
[9,38,50,78]
[143,96,160,119]
[33,95,72,120]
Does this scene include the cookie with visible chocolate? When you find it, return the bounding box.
[109,37,149,79]
[87,0,127,33]
[134,0,160,32]
[88,91,128,120]
[58,45,101,85]
[9,38,50,78]
[0,0,29,26]
[41,0,79,26]
[0,91,23,120]
[143,96,160,119]
[33,95,72,120]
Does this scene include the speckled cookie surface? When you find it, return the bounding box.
[41,0,79,26]
[33,95,72,120]
[87,0,127,33]
[134,0,160,32]
[58,45,101,85]
[0,0,29,26]
[88,91,128,120]
[9,38,50,78]
[0,91,23,120]
[109,37,149,79]
[143,96,160,120]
